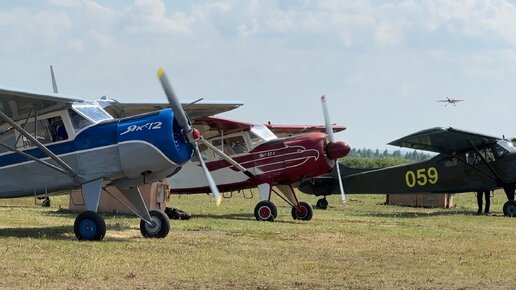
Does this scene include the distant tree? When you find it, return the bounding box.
[341,157,408,169]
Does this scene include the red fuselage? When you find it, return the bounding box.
[171,132,350,194]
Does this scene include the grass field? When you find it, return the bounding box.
[0,190,514,289]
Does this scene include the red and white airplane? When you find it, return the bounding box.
[168,96,350,222]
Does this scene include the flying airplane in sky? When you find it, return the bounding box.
[437,97,464,106]
[166,96,351,222]
[0,68,242,241]
[298,127,516,216]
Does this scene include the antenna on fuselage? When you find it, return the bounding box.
[50,65,58,94]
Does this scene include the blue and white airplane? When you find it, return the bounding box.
[0,68,242,241]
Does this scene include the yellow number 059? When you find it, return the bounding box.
[405,167,438,188]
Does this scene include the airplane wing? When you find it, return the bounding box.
[0,87,83,124]
[388,127,501,153]
[103,100,243,121]
[193,116,253,136]
[193,116,347,138]
[266,123,346,137]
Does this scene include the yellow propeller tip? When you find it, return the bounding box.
[157,67,165,78]
[216,197,222,207]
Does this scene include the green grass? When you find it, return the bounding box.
[0,190,514,289]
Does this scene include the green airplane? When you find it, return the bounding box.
[298,127,516,216]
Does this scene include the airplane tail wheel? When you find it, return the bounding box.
[254,201,277,222]
[74,211,106,241]
[316,198,328,210]
[503,200,516,217]
[140,210,171,238]
[291,201,313,221]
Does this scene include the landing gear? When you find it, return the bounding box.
[74,211,106,241]
[291,201,313,221]
[254,200,277,221]
[316,198,328,210]
[503,200,516,217]
[140,210,171,238]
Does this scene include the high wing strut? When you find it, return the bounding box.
[0,110,79,179]
[0,142,71,176]
[440,148,498,183]
[468,140,503,185]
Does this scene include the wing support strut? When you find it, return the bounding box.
[0,110,79,179]
[468,140,504,185]
[0,142,70,176]
[197,138,254,178]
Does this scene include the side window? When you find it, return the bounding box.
[212,139,233,155]
[465,148,496,165]
[48,116,69,142]
[226,136,248,155]
[481,148,495,162]
[69,110,91,132]
[17,119,52,148]
[191,143,216,161]
[0,127,16,153]
[211,135,248,156]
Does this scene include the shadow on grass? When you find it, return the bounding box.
[0,223,133,240]
[192,213,304,224]
[355,209,503,218]
[0,225,73,240]
[42,208,135,220]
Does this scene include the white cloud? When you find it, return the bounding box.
[238,18,259,37]
[373,22,402,46]
[128,0,196,35]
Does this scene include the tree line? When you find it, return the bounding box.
[340,148,433,169]
[347,148,431,161]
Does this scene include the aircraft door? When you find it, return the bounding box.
[463,148,499,190]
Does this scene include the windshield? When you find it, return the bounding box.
[494,140,516,157]
[249,124,277,145]
[72,101,113,124]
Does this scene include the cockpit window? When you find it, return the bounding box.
[69,109,92,132]
[249,125,276,145]
[72,101,113,124]
[493,141,515,157]
[465,147,496,165]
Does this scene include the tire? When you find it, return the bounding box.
[503,200,516,217]
[74,211,106,241]
[291,201,314,221]
[316,198,328,210]
[254,201,277,222]
[140,210,171,238]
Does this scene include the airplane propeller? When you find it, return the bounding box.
[321,95,347,204]
[157,68,223,206]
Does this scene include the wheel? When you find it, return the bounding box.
[140,210,171,238]
[291,201,313,221]
[316,198,328,210]
[254,201,277,221]
[74,211,106,241]
[503,200,516,217]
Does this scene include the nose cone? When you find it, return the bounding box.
[327,141,350,160]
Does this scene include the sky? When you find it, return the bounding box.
[1,0,516,150]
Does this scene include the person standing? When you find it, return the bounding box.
[476,190,491,215]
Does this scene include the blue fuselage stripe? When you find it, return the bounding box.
[0,109,193,168]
